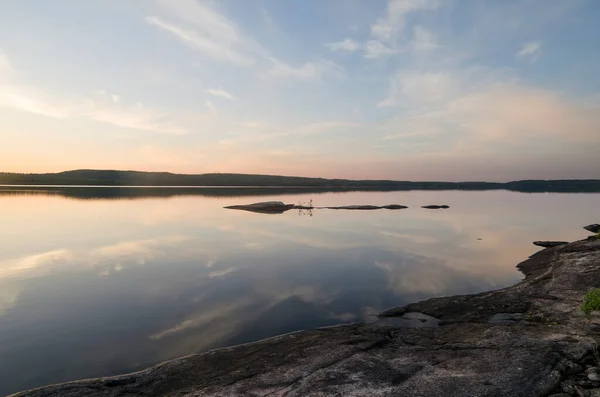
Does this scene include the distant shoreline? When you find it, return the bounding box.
[1,169,599,192]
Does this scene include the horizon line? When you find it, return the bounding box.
[1,169,599,184]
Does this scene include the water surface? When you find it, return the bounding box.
[0,188,597,395]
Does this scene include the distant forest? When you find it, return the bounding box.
[1,169,599,192]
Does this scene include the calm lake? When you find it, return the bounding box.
[0,187,598,395]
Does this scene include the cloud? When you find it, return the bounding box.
[0,85,78,118]
[444,85,600,144]
[0,52,209,134]
[368,0,440,55]
[0,285,20,316]
[378,71,457,107]
[0,249,74,281]
[148,297,253,341]
[518,41,542,60]
[0,85,195,134]
[224,120,359,144]
[208,267,236,278]
[0,50,12,81]
[278,121,359,138]
[325,38,360,52]
[411,26,438,51]
[266,58,344,80]
[207,88,236,100]
[155,0,242,45]
[146,16,253,66]
[333,0,440,59]
[78,98,199,134]
[239,121,261,128]
[205,100,216,112]
[378,70,600,156]
[364,40,397,58]
[149,1,345,83]
[0,236,195,282]
[147,0,272,66]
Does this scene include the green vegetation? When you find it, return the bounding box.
[1,170,600,192]
[581,288,600,315]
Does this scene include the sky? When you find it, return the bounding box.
[0,0,599,181]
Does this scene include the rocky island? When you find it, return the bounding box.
[224,201,412,214]
[11,230,600,397]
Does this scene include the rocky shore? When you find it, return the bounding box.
[11,236,600,397]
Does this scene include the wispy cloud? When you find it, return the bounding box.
[378,71,457,107]
[149,0,345,83]
[325,38,360,52]
[518,41,542,61]
[205,100,216,113]
[267,58,344,80]
[0,83,201,134]
[239,121,261,128]
[0,51,212,134]
[368,0,440,56]
[146,0,273,66]
[0,50,12,81]
[364,40,397,58]
[146,16,253,66]
[411,26,438,51]
[207,88,236,100]
[223,120,360,144]
[378,69,600,152]
[208,267,236,278]
[327,0,440,59]
[0,85,75,118]
[0,249,74,281]
[81,100,198,135]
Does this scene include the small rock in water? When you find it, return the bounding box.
[382,204,409,210]
[584,224,600,233]
[224,201,295,214]
[533,241,569,248]
[326,205,381,210]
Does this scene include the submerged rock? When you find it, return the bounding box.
[224,201,295,214]
[421,205,450,209]
[12,239,600,397]
[326,205,382,210]
[326,204,409,210]
[533,241,570,248]
[382,204,409,210]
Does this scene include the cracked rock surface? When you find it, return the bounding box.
[11,239,600,397]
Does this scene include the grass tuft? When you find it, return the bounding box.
[581,288,600,315]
